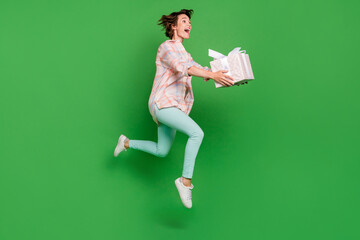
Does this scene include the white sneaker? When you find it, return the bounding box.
[175,177,194,209]
[114,134,129,157]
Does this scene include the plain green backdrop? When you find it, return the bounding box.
[0,0,359,239]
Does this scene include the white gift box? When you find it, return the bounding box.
[209,47,255,88]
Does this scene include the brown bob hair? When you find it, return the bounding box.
[157,9,194,40]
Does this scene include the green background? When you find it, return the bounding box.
[1,0,359,239]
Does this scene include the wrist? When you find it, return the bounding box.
[207,71,214,80]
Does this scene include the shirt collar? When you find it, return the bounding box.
[167,39,182,43]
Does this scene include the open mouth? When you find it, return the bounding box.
[184,29,190,34]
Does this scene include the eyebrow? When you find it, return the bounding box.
[181,17,191,22]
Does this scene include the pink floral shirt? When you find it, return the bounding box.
[148,39,211,126]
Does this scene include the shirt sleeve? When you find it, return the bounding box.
[188,53,212,82]
[158,43,195,77]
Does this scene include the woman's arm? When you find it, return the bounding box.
[187,53,212,81]
[189,65,235,87]
[159,43,195,78]
[188,65,213,80]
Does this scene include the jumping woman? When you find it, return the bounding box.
[114,9,234,208]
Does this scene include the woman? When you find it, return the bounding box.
[114,9,234,208]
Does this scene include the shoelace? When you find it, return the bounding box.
[180,179,193,201]
[187,189,192,200]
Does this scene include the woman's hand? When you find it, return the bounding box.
[210,70,235,87]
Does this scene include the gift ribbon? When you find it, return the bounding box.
[208,47,250,78]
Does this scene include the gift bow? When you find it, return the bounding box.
[208,47,246,60]
[208,47,250,81]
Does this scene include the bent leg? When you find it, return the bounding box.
[155,105,204,179]
[128,123,176,158]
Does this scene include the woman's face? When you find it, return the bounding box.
[172,14,191,40]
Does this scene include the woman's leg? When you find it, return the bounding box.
[155,105,204,180]
[128,123,176,158]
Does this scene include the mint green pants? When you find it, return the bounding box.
[128,104,204,179]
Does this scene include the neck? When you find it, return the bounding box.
[172,36,183,43]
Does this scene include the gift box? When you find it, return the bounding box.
[209,47,255,88]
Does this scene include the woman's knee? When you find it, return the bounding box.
[198,129,204,139]
[190,127,204,140]
[157,146,171,158]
